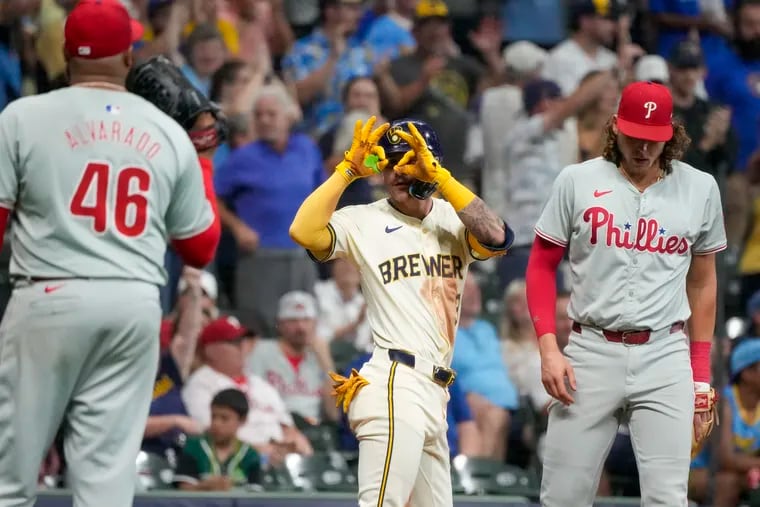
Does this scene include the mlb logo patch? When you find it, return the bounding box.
[106,105,121,114]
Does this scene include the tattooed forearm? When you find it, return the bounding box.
[457,197,506,246]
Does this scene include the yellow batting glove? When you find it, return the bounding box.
[394,123,451,185]
[394,122,475,211]
[335,116,390,184]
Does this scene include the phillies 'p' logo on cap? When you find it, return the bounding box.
[616,81,674,142]
[643,101,657,119]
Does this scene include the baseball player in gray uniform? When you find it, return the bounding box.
[525,81,725,506]
[0,2,220,506]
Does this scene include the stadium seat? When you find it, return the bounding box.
[259,465,299,492]
[452,455,539,497]
[135,451,174,491]
[284,451,358,493]
[450,464,466,495]
[747,486,760,507]
[479,271,504,329]
[330,339,362,375]
[300,422,340,452]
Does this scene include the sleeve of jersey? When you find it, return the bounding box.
[170,157,221,268]
[465,223,515,261]
[306,207,357,263]
[0,105,19,210]
[525,236,567,338]
[534,167,575,247]
[692,176,728,255]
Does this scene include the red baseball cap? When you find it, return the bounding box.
[199,316,247,348]
[616,81,674,142]
[64,0,145,60]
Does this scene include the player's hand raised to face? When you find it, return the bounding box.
[539,338,577,406]
[336,115,390,183]
[394,122,449,184]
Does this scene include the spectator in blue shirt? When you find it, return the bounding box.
[181,23,228,97]
[446,379,482,458]
[281,0,373,136]
[215,83,324,334]
[452,274,519,462]
[338,352,481,458]
[705,0,760,173]
[362,0,417,60]
[649,0,733,63]
[0,41,20,112]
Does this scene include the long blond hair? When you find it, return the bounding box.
[499,278,529,341]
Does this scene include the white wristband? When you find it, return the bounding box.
[694,382,711,393]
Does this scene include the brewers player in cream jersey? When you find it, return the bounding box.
[0,2,220,507]
[525,81,725,506]
[290,117,513,506]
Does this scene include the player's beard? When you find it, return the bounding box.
[736,37,760,62]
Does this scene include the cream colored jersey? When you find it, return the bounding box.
[316,198,484,366]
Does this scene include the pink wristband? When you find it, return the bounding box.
[690,341,712,383]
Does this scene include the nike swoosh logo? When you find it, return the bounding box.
[385,225,403,233]
[594,190,613,198]
[44,284,64,294]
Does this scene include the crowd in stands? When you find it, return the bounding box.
[1,0,760,504]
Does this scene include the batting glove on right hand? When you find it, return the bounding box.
[394,122,452,186]
[336,116,390,184]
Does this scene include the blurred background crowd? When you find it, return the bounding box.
[1,0,760,504]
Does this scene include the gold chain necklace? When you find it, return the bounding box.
[618,166,663,192]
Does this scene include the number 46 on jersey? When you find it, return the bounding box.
[69,161,151,238]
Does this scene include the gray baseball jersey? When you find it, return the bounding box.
[0,87,213,285]
[246,339,325,422]
[535,157,727,330]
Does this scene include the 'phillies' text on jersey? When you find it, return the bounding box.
[378,253,465,285]
[584,206,689,254]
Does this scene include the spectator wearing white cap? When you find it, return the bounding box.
[495,71,617,291]
[634,54,670,84]
[247,291,340,424]
[160,268,219,357]
[479,41,547,222]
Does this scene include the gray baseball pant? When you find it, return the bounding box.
[0,279,160,507]
[540,324,694,507]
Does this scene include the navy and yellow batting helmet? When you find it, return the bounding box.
[379,119,443,200]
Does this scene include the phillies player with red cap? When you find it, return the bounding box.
[0,1,219,506]
[526,81,725,506]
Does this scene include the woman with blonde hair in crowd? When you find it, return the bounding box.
[500,279,550,411]
[576,70,621,162]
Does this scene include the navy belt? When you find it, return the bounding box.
[388,349,456,388]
